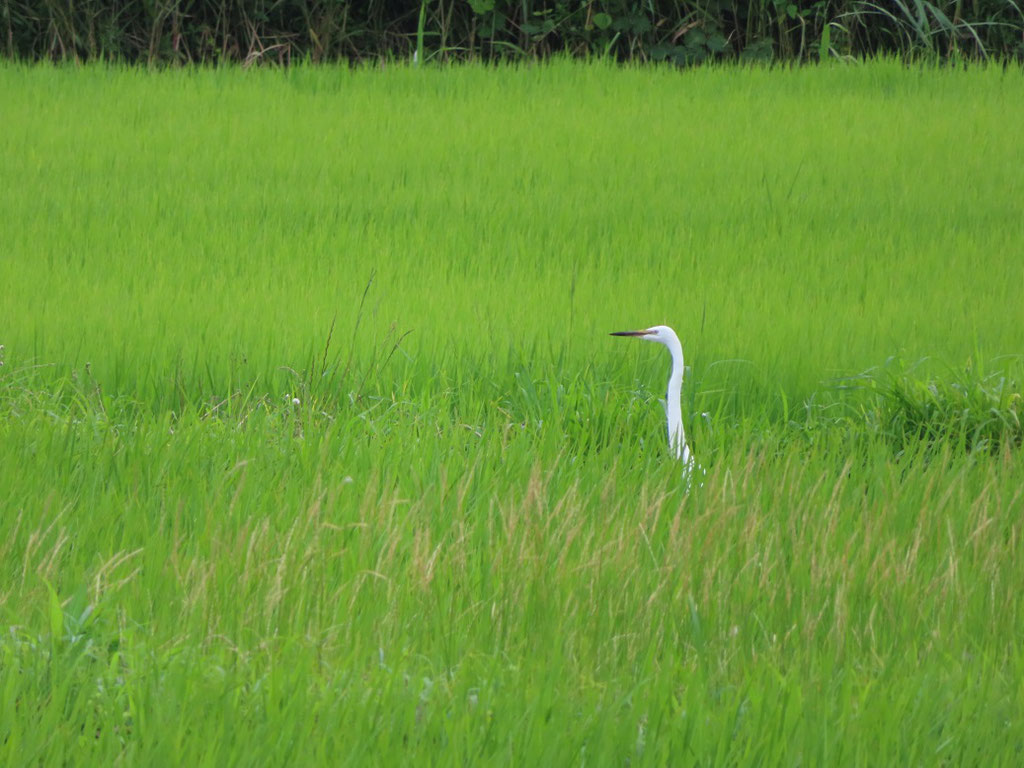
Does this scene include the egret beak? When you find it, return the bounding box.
[610,330,652,337]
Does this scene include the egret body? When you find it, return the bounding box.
[611,325,697,475]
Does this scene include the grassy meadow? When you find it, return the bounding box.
[2,61,1024,764]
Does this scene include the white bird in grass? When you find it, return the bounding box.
[611,325,701,482]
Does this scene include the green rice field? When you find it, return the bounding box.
[2,61,1024,765]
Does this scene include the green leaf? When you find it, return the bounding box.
[481,11,507,37]
[818,23,831,60]
[592,13,613,30]
[647,43,675,61]
[44,579,63,643]
[468,0,494,14]
[740,38,774,61]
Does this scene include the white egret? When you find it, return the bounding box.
[611,325,699,478]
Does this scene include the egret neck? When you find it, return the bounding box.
[610,324,696,473]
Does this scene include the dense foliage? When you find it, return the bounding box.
[4,0,1024,64]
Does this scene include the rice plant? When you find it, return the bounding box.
[1,61,1023,765]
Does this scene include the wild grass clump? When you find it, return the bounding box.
[842,358,1024,453]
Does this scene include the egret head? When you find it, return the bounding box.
[610,325,679,347]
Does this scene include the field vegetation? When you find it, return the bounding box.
[2,61,1024,764]
[5,0,1024,65]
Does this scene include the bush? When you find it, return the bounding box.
[849,357,1023,453]
[3,0,1023,65]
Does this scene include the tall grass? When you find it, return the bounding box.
[3,63,1023,407]
[4,0,1023,64]
[1,61,1024,764]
